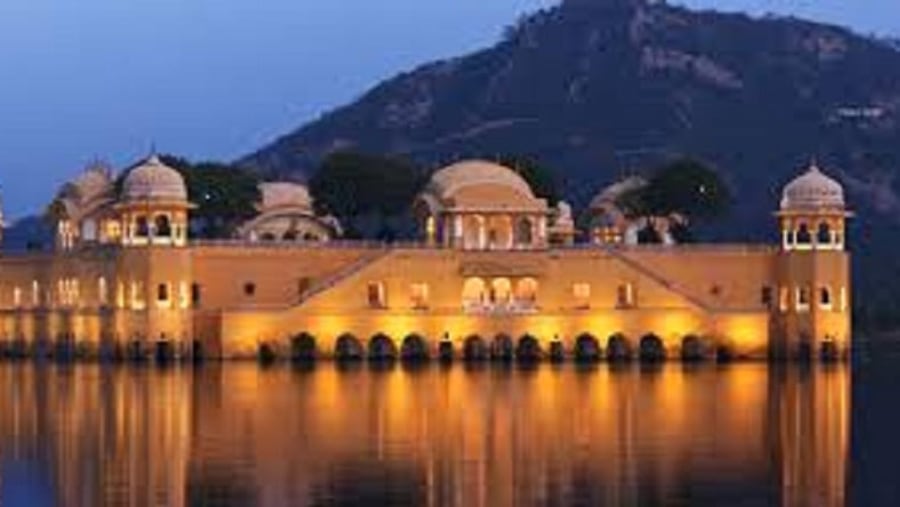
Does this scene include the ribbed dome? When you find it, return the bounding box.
[427,160,534,200]
[781,163,844,210]
[122,155,188,202]
[259,182,313,211]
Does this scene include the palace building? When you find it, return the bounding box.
[0,156,851,361]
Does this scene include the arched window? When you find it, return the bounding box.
[515,217,533,246]
[260,232,276,242]
[515,278,538,306]
[283,230,298,241]
[154,215,172,238]
[302,232,319,241]
[796,223,812,245]
[817,222,832,246]
[462,278,486,308]
[135,216,150,238]
[81,219,98,241]
[491,278,512,304]
[820,286,832,309]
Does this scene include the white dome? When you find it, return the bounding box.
[259,182,313,211]
[122,155,188,202]
[781,163,844,210]
[427,160,535,201]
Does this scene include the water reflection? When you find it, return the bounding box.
[0,363,849,506]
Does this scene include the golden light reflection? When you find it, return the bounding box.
[0,364,850,507]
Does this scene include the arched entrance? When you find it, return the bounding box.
[639,334,666,362]
[492,334,514,361]
[368,333,397,362]
[462,278,486,308]
[291,332,317,362]
[606,333,631,361]
[681,334,705,362]
[573,333,601,362]
[334,333,363,361]
[516,334,542,362]
[463,335,488,361]
[401,334,429,361]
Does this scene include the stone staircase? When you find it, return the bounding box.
[604,247,713,312]
[294,247,393,306]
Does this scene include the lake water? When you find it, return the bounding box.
[0,341,898,507]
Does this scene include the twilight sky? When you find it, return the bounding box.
[0,0,897,218]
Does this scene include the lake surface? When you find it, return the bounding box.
[0,341,898,507]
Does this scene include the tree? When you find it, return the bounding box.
[309,151,426,238]
[158,155,261,239]
[494,155,561,204]
[617,158,731,229]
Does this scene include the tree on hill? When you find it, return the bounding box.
[157,155,262,239]
[309,151,427,239]
[493,155,561,205]
[617,158,731,242]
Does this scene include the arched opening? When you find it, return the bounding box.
[257,342,277,364]
[639,334,666,362]
[606,333,631,362]
[492,334,514,361]
[154,214,172,237]
[400,334,429,361]
[681,334,706,362]
[368,333,397,362]
[716,343,735,363]
[463,335,488,361]
[283,230,298,241]
[573,333,601,362]
[462,277,486,308]
[302,232,319,241]
[490,278,512,305]
[796,223,812,245]
[334,333,363,361]
[135,216,150,238]
[291,332,317,362]
[516,334,542,362]
[463,215,484,249]
[817,222,832,246]
[260,232,276,242]
[515,278,538,307]
[820,340,839,362]
[514,217,533,246]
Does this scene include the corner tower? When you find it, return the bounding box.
[774,162,852,360]
[115,155,195,359]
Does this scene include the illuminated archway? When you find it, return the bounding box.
[639,333,665,362]
[491,278,512,304]
[401,334,429,361]
[462,278,486,307]
[606,333,631,362]
[514,217,533,246]
[291,332,317,362]
[680,334,705,362]
[573,333,601,362]
[463,335,488,361]
[516,334,542,362]
[334,333,363,361]
[515,278,538,306]
[492,334,514,361]
[368,333,397,362]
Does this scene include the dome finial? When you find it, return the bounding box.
[809,156,820,173]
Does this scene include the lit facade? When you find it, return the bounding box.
[0,158,852,361]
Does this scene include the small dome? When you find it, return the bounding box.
[427,160,535,201]
[259,182,313,211]
[781,162,844,210]
[122,155,188,202]
[589,176,646,210]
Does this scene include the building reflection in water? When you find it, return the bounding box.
[0,363,849,507]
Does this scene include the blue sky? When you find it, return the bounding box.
[0,0,897,218]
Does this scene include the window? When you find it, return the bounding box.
[573,283,591,309]
[840,287,848,312]
[13,287,21,308]
[819,286,832,310]
[796,286,810,312]
[796,223,812,245]
[367,282,386,309]
[154,215,172,237]
[410,283,429,309]
[244,282,256,297]
[617,283,635,308]
[131,281,146,310]
[761,286,773,308]
[817,223,832,246]
[779,286,789,313]
[98,277,108,306]
[31,280,40,307]
[135,216,150,237]
[191,283,202,306]
[179,282,190,309]
[157,283,170,302]
[298,277,312,300]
